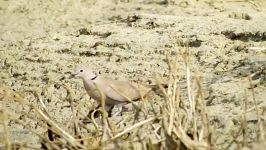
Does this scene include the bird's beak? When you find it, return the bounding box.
[69,73,78,79]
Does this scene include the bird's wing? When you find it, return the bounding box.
[95,78,138,102]
[104,79,141,102]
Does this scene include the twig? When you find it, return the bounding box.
[62,83,80,135]
[242,90,248,147]
[35,106,84,148]
[225,127,242,150]
[246,0,260,11]
[195,77,210,148]
[111,117,157,140]
[13,118,61,150]
[93,84,113,144]
[182,48,197,141]
[20,90,84,149]
[248,77,264,141]
[172,123,208,149]
[0,110,11,150]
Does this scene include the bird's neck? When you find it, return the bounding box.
[82,76,97,90]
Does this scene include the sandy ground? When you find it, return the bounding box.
[0,0,266,149]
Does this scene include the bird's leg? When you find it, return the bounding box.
[82,104,101,124]
[105,105,114,117]
[90,104,114,118]
[111,104,125,117]
[82,105,113,124]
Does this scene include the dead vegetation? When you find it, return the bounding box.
[0,46,265,150]
[1,0,266,149]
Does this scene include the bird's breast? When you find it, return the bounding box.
[83,80,106,102]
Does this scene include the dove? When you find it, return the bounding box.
[72,66,152,114]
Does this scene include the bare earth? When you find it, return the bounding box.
[0,0,266,149]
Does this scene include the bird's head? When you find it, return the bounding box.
[72,66,97,80]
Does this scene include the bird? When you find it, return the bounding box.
[71,66,152,115]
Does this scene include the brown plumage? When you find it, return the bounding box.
[72,66,152,108]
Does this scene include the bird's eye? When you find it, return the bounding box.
[80,69,83,72]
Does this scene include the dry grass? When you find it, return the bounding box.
[0,46,265,150]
